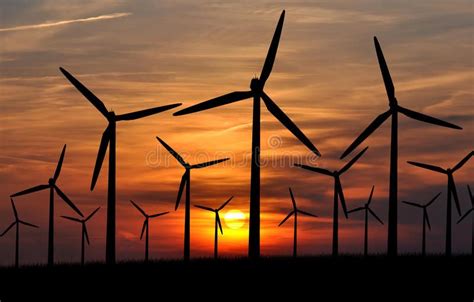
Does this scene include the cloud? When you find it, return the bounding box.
[0,12,131,32]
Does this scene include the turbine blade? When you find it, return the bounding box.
[448,175,462,216]
[426,192,441,207]
[218,196,234,211]
[407,161,446,174]
[336,179,349,218]
[175,172,187,210]
[367,185,375,205]
[374,36,395,100]
[452,151,473,172]
[298,209,318,218]
[340,109,391,159]
[347,207,365,214]
[457,208,473,224]
[53,144,67,181]
[54,185,83,217]
[173,91,253,116]
[368,208,384,225]
[156,137,187,167]
[59,67,109,117]
[130,200,146,217]
[289,188,296,210]
[10,198,18,220]
[217,213,223,235]
[191,158,229,169]
[294,164,333,176]
[91,125,111,191]
[260,10,285,84]
[149,211,169,218]
[60,215,82,223]
[425,210,431,231]
[262,92,321,156]
[278,211,294,226]
[84,226,90,245]
[339,146,368,175]
[1,222,16,237]
[11,184,49,197]
[402,201,423,208]
[397,105,462,130]
[194,205,214,212]
[86,207,101,221]
[140,220,147,240]
[19,220,39,228]
[115,103,182,121]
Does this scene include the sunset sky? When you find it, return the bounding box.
[0,0,473,265]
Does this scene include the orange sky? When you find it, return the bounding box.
[0,0,473,265]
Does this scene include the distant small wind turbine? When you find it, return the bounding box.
[194,196,234,259]
[347,186,383,257]
[61,207,101,265]
[1,198,39,268]
[173,10,321,259]
[157,137,229,261]
[278,188,317,258]
[295,147,368,256]
[408,151,473,255]
[457,185,474,256]
[340,37,462,257]
[130,200,169,263]
[59,67,181,264]
[402,193,440,256]
[10,144,82,266]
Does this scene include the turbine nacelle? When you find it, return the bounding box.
[250,78,263,93]
[48,178,55,186]
[106,111,116,122]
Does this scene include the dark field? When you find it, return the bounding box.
[0,255,472,300]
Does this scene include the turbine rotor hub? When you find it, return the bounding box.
[250,78,263,92]
[107,111,116,122]
[48,178,54,185]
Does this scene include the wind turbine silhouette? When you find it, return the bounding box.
[130,200,169,263]
[59,67,181,264]
[1,198,39,268]
[402,193,440,256]
[10,144,82,266]
[347,186,383,257]
[339,37,462,257]
[457,185,474,256]
[407,151,473,255]
[295,147,368,256]
[156,137,229,261]
[278,188,317,258]
[173,10,320,259]
[61,207,100,265]
[194,196,234,259]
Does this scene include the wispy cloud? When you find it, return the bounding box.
[0,12,131,32]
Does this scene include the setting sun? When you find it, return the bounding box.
[224,210,246,230]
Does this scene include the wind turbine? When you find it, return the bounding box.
[173,10,321,259]
[59,67,181,264]
[278,188,317,258]
[156,137,229,261]
[407,151,473,255]
[194,196,234,259]
[130,200,169,263]
[339,37,462,257]
[10,144,83,266]
[61,207,100,265]
[295,147,368,256]
[402,193,440,256]
[457,185,473,256]
[1,198,39,268]
[347,186,383,257]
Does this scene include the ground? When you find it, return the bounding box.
[0,255,471,300]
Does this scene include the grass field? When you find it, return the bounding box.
[0,255,472,300]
